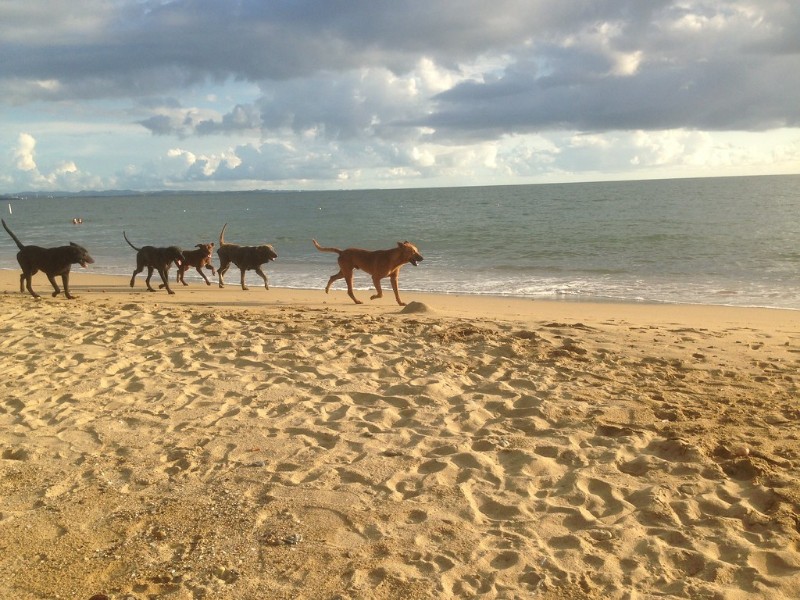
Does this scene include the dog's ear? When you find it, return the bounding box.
[196,244,204,249]
[209,242,215,247]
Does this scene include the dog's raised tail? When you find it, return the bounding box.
[219,223,228,246]
[1,219,25,250]
[123,231,140,252]
[312,239,342,254]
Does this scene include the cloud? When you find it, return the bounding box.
[8,133,102,191]
[167,147,242,179]
[1,1,799,191]
[14,133,38,171]
[422,3,800,139]
[5,1,797,134]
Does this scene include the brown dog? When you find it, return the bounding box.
[2,218,94,299]
[216,223,277,290]
[312,239,423,305]
[124,231,185,295]
[174,242,216,286]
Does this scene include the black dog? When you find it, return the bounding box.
[2,218,94,300]
[124,231,185,295]
[216,223,277,290]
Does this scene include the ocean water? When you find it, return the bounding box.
[1,175,799,309]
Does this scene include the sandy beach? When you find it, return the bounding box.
[1,268,799,600]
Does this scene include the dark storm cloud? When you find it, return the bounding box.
[423,50,800,140]
[2,0,798,139]
[2,0,542,97]
[422,2,800,138]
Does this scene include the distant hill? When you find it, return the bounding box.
[1,189,283,200]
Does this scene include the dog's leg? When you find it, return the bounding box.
[160,266,179,289]
[344,271,362,304]
[17,261,40,298]
[254,266,269,290]
[197,266,211,285]
[130,261,144,288]
[179,266,189,286]
[369,275,384,301]
[389,273,405,306]
[217,261,229,288]
[24,274,40,298]
[159,268,175,295]
[61,273,76,300]
[206,263,216,276]
[46,273,62,297]
[325,271,344,294]
[145,266,157,292]
[240,269,249,291]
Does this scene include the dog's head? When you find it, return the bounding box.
[258,244,278,262]
[398,241,423,266]
[168,246,186,268]
[69,242,95,268]
[195,242,214,258]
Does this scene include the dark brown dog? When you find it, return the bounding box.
[124,231,185,295]
[216,223,277,290]
[2,219,94,300]
[174,242,216,286]
[312,239,423,305]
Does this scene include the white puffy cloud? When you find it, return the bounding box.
[8,133,104,191]
[14,133,38,171]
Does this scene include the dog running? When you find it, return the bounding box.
[312,239,423,305]
[2,218,94,299]
[216,223,277,290]
[173,242,216,286]
[124,231,185,295]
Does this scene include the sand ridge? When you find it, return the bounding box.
[1,272,799,599]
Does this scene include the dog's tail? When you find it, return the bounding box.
[219,223,228,246]
[123,231,140,252]
[1,219,25,250]
[312,239,342,255]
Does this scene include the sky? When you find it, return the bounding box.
[1,1,799,193]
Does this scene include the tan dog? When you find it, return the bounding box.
[175,242,216,286]
[312,239,423,305]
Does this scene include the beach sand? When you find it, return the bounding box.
[1,269,799,599]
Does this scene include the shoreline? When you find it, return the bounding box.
[2,267,800,598]
[1,269,798,331]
